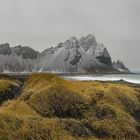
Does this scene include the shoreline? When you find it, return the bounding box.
[0,71,136,76]
[0,72,139,85]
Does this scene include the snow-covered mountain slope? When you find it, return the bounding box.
[113,60,131,73]
[0,34,130,73]
[37,34,118,73]
[0,44,39,72]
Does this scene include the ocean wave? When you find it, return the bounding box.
[64,75,140,84]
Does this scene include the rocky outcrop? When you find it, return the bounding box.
[12,45,39,59]
[0,43,11,55]
[113,60,131,73]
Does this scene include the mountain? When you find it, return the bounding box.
[0,34,130,73]
[37,34,118,73]
[113,60,131,73]
[0,43,39,72]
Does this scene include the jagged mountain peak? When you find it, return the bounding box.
[113,59,131,73]
[113,59,125,67]
[0,43,11,55]
[80,34,95,40]
[62,37,79,49]
[79,34,97,51]
[67,36,78,42]
[12,45,39,59]
[116,60,124,65]
[87,34,95,38]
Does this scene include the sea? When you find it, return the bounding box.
[64,73,140,84]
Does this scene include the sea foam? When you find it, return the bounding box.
[64,74,140,84]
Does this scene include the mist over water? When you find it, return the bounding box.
[64,74,140,84]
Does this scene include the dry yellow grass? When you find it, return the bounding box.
[0,100,39,118]
[0,73,140,140]
[0,79,15,92]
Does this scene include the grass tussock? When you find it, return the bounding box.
[0,79,21,104]
[0,73,140,139]
[0,100,39,118]
[0,79,14,92]
[27,85,87,118]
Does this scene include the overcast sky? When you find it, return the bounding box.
[0,0,139,70]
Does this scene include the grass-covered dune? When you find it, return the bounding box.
[0,73,140,140]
